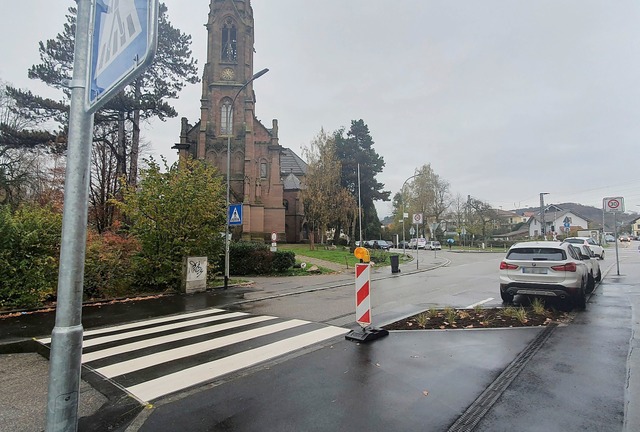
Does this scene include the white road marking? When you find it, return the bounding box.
[126,326,349,402]
[81,312,249,348]
[82,315,277,363]
[95,319,310,378]
[466,298,495,309]
[37,308,228,344]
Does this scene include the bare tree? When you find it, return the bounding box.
[302,129,356,250]
[402,164,450,238]
[466,197,497,243]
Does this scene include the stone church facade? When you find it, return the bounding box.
[173,0,307,243]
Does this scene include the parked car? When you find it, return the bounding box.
[499,241,589,310]
[397,240,410,249]
[605,235,616,243]
[370,240,391,250]
[408,238,427,249]
[563,237,605,260]
[568,243,601,293]
[426,241,441,250]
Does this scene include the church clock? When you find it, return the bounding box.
[221,67,235,81]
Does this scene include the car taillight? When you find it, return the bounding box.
[500,261,518,270]
[551,262,577,272]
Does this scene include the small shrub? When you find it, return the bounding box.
[271,251,295,272]
[84,231,140,299]
[0,204,62,309]
[504,306,529,324]
[415,312,429,328]
[226,241,295,275]
[427,307,440,319]
[443,307,457,324]
[368,250,388,264]
[531,297,546,315]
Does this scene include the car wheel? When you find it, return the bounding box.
[574,286,587,311]
[500,290,514,304]
[586,274,595,294]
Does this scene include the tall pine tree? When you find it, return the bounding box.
[334,119,390,242]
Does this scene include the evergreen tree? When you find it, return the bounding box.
[334,119,390,241]
[5,4,199,220]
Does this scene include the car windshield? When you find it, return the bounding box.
[586,238,597,245]
[506,248,566,261]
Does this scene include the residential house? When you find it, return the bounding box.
[631,216,640,238]
[528,208,589,238]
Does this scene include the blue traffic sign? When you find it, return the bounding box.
[229,204,243,226]
[87,0,158,113]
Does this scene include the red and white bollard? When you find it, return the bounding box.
[345,255,389,342]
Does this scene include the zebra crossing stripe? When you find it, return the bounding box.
[82,315,277,363]
[37,308,228,344]
[81,311,249,349]
[125,326,349,402]
[95,319,310,378]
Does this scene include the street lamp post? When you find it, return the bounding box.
[224,68,269,289]
[401,174,419,254]
[540,192,549,240]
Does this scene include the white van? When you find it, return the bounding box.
[409,238,427,249]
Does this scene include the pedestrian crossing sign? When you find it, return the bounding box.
[229,204,242,226]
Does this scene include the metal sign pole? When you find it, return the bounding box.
[45,1,94,430]
[614,212,620,275]
[415,222,419,269]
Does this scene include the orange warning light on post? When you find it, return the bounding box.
[353,247,370,263]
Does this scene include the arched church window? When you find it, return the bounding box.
[260,161,268,179]
[221,18,237,62]
[221,99,233,135]
[283,199,289,211]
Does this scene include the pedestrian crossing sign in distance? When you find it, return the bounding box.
[229,204,242,226]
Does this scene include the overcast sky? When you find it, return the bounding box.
[2,0,640,218]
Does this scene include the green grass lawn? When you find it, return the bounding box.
[278,244,359,267]
[278,243,411,267]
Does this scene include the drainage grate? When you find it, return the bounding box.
[447,324,557,432]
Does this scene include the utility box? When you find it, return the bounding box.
[183,256,207,293]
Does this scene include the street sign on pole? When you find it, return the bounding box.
[412,213,423,224]
[603,197,624,213]
[46,3,158,429]
[429,222,439,238]
[228,204,243,226]
[87,0,159,113]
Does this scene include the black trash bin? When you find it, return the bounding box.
[390,254,400,273]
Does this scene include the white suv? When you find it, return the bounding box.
[426,241,441,250]
[499,241,589,310]
[563,237,605,260]
[408,238,427,249]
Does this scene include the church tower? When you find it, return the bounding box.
[175,0,287,242]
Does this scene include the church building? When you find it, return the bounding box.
[173,0,307,243]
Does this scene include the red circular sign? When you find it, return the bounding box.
[608,199,620,209]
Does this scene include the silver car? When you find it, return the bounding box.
[499,241,589,310]
[564,237,605,260]
[568,243,601,293]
